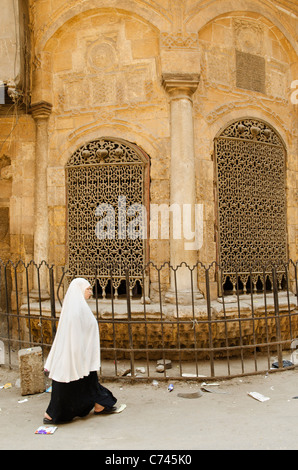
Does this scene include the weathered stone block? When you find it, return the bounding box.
[0,340,4,364]
[18,346,45,396]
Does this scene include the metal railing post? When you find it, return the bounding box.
[205,267,215,377]
[125,268,135,377]
[272,266,283,368]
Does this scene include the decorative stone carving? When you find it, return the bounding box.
[267,64,288,101]
[206,48,231,86]
[233,19,264,55]
[87,41,118,71]
[160,31,198,49]
[236,51,266,94]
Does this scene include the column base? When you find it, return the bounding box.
[165,288,203,305]
[29,289,50,301]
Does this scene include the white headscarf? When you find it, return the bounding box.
[44,278,100,383]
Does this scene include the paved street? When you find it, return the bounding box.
[1,365,298,451]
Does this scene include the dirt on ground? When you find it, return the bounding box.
[1,360,298,451]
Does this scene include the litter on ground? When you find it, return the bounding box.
[35,426,57,435]
[201,382,229,394]
[18,398,28,403]
[247,391,270,402]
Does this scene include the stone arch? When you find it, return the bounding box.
[37,2,170,51]
[35,7,162,125]
[186,1,298,56]
[60,121,161,169]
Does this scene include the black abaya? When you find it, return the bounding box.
[46,371,117,423]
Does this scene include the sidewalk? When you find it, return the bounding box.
[1,364,298,450]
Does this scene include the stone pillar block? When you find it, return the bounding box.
[0,340,4,364]
[18,346,45,396]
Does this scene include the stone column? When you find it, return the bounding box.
[162,73,202,302]
[31,101,52,299]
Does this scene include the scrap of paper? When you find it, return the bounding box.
[35,426,57,435]
[247,391,270,402]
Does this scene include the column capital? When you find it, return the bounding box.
[31,100,52,120]
[162,73,200,99]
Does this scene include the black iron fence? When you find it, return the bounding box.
[0,259,297,381]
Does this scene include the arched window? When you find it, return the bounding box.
[215,118,287,293]
[66,138,149,298]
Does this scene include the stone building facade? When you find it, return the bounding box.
[0,0,297,302]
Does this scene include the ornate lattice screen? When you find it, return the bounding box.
[215,119,287,291]
[66,138,147,297]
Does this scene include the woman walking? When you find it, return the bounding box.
[43,277,117,424]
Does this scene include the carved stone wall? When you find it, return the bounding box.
[197,13,293,98]
[195,9,297,274]
[0,1,296,291]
